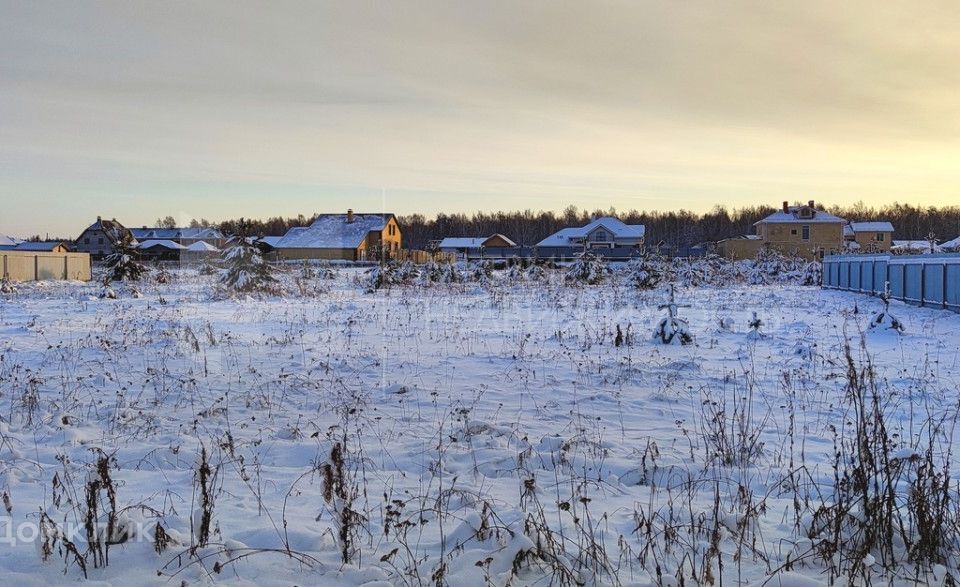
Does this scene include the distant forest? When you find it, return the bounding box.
[209,202,960,250]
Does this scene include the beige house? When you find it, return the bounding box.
[716,235,764,260]
[718,201,846,260]
[843,222,894,252]
[275,210,401,261]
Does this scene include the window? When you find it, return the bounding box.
[801,225,810,240]
[791,229,797,235]
[84,237,90,244]
[592,230,608,242]
[98,237,104,245]
[876,233,885,242]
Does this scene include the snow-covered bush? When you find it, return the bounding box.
[104,239,147,282]
[364,263,395,293]
[746,311,764,339]
[800,261,822,286]
[418,260,461,285]
[0,274,15,294]
[468,260,494,283]
[870,283,904,333]
[220,238,277,294]
[653,285,693,345]
[622,253,668,289]
[565,251,610,285]
[316,261,338,280]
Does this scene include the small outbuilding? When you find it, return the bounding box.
[137,239,187,261]
[437,234,517,259]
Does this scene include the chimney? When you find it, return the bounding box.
[347,209,354,223]
[782,201,788,213]
[808,200,815,208]
[97,215,102,221]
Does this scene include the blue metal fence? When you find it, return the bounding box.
[822,253,960,311]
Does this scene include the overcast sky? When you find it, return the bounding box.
[2,1,959,236]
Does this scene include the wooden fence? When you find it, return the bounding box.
[1,251,92,282]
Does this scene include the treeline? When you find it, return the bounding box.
[205,202,960,249]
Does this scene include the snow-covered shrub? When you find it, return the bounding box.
[800,261,822,286]
[418,260,461,285]
[316,261,338,280]
[746,311,764,340]
[104,239,147,282]
[0,274,15,294]
[220,238,277,294]
[469,260,494,283]
[565,251,610,285]
[622,253,668,289]
[99,280,117,299]
[653,285,693,345]
[364,264,395,293]
[155,266,170,284]
[198,260,218,275]
[870,284,904,333]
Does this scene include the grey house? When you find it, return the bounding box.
[74,217,137,258]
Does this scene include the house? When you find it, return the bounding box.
[748,200,845,259]
[130,227,225,247]
[843,221,894,252]
[940,236,960,253]
[274,210,401,261]
[74,217,137,258]
[437,234,516,259]
[0,235,20,248]
[137,239,187,260]
[715,235,765,260]
[5,241,71,253]
[536,217,645,255]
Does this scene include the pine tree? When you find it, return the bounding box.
[565,251,610,285]
[653,284,693,345]
[220,236,277,294]
[104,237,147,281]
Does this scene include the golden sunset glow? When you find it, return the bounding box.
[2,1,959,235]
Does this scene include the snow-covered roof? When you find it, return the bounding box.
[0,235,19,247]
[939,236,960,251]
[130,227,224,240]
[849,222,895,233]
[438,237,486,249]
[755,206,845,225]
[275,213,395,249]
[536,217,645,247]
[186,241,219,252]
[258,236,284,247]
[137,239,186,250]
[80,217,138,245]
[438,234,517,249]
[11,241,67,251]
[892,240,940,253]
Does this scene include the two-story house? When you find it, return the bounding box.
[536,217,645,253]
[274,210,402,261]
[74,217,137,259]
[751,201,845,259]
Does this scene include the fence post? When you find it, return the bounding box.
[919,262,926,307]
[33,255,38,281]
[944,263,949,310]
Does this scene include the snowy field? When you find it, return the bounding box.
[1,266,959,586]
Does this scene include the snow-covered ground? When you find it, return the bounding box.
[0,267,959,586]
